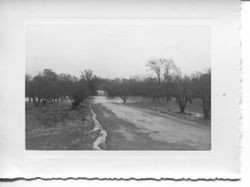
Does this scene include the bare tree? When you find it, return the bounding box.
[191,69,211,119]
[146,58,180,84]
[81,69,93,82]
[81,69,98,95]
[146,58,180,101]
[25,68,92,109]
[146,59,162,84]
[105,78,130,104]
[172,75,192,113]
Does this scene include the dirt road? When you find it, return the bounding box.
[90,96,211,150]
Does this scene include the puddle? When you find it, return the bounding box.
[89,105,107,150]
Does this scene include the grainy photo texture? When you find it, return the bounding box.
[25,24,211,150]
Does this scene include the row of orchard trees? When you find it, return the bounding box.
[104,58,211,119]
[26,69,97,109]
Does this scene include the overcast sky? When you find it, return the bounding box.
[26,23,210,79]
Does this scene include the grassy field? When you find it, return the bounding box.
[25,100,98,150]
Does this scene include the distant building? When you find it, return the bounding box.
[96,89,106,96]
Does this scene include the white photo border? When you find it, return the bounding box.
[0,0,240,179]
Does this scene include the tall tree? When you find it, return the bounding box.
[81,69,97,95]
[146,58,180,101]
[146,58,180,84]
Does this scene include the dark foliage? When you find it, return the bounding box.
[26,69,97,109]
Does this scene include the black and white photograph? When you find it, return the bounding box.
[25,23,211,150]
[0,0,243,182]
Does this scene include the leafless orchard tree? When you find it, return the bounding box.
[146,58,180,84]
[26,58,211,120]
[145,58,181,102]
[25,68,97,109]
[105,78,130,104]
[171,75,193,113]
[191,69,211,119]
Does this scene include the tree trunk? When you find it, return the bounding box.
[32,96,40,107]
[167,96,171,102]
[32,96,37,106]
[176,96,187,113]
[180,105,186,113]
[37,98,41,106]
[71,96,82,109]
[42,98,46,104]
[202,98,211,119]
[204,112,210,120]
[152,96,156,102]
[122,97,127,104]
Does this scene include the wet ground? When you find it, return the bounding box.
[89,96,211,150]
[25,96,211,150]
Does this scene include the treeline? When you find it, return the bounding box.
[26,69,98,109]
[104,58,211,119]
[26,58,211,119]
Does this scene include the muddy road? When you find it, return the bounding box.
[89,96,211,150]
